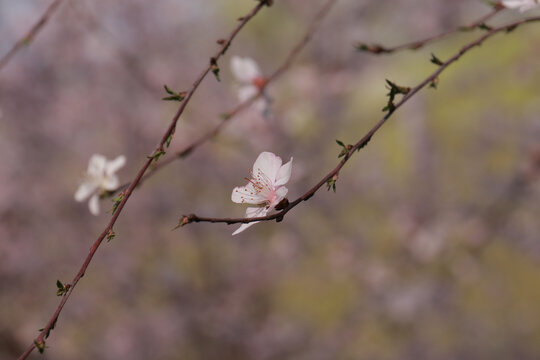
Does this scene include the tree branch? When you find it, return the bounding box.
[178,15,540,230]
[110,0,338,196]
[355,3,504,54]
[0,0,65,73]
[17,2,268,359]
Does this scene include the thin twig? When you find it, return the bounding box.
[179,16,540,230]
[356,3,504,54]
[16,2,268,359]
[0,0,65,73]
[111,0,338,195]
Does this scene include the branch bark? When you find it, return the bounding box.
[180,15,540,230]
[16,2,268,358]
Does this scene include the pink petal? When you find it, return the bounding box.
[232,206,268,235]
[230,56,261,83]
[274,157,293,187]
[252,152,282,184]
[231,184,266,205]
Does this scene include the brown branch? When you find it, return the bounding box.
[356,3,504,54]
[110,0,338,196]
[16,2,268,359]
[0,0,65,73]
[178,16,540,230]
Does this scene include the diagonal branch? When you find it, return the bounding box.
[356,3,504,54]
[110,0,338,196]
[179,15,540,230]
[0,0,65,73]
[16,2,268,359]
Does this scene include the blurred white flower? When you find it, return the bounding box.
[502,0,540,12]
[230,56,268,112]
[231,151,293,235]
[75,154,126,215]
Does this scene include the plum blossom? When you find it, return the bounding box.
[230,56,268,112]
[231,151,293,235]
[502,0,540,12]
[75,154,126,215]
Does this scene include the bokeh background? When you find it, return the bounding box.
[1,0,540,359]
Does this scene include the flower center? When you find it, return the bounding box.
[252,76,267,91]
[245,168,275,203]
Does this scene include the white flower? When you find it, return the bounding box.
[231,151,293,235]
[75,154,126,215]
[502,0,540,12]
[230,56,268,112]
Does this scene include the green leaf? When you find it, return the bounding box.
[326,174,339,192]
[210,57,221,82]
[162,85,187,102]
[477,23,492,31]
[356,135,372,152]
[111,193,125,214]
[56,280,67,296]
[430,53,444,66]
[164,84,175,95]
[106,230,116,242]
[34,340,46,354]
[148,149,166,162]
[355,43,387,54]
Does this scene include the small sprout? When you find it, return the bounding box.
[355,43,388,54]
[357,135,372,151]
[166,133,173,148]
[260,0,274,6]
[383,79,410,114]
[148,149,166,162]
[430,53,444,66]
[163,84,175,95]
[382,102,396,113]
[477,23,493,31]
[336,139,352,158]
[111,192,125,215]
[386,79,410,95]
[326,174,339,192]
[174,215,193,230]
[34,340,46,354]
[162,85,187,102]
[56,280,69,296]
[107,229,116,242]
[430,77,439,89]
[38,317,57,339]
[210,57,220,82]
[216,39,226,45]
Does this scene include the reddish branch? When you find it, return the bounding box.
[356,3,504,54]
[17,2,268,359]
[111,0,338,195]
[0,0,65,73]
[178,15,540,230]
